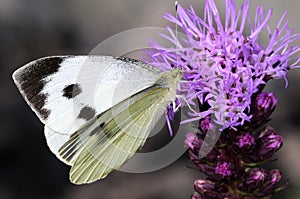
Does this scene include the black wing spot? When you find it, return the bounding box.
[78,106,96,121]
[62,83,82,99]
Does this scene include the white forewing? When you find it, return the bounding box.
[13,56,161,136]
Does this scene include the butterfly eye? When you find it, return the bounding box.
[171,68,182,79]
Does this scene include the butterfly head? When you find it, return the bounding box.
[158,68,182,96]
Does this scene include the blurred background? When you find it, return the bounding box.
[1,0,300,198]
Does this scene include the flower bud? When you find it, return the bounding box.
[200,116,211,133]
[190,155,216,176]
[257,127,283,160]
[185,133,220,177]
[270,169,282,184]
[194,179,228,198]
[251,92,278,126]
[215,162,233,178]
[194,179,215,194]
[238,133,255,150]
[259,169,283,195]
[241,168,267,192]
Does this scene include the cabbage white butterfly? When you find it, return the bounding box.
[12,55,182,184]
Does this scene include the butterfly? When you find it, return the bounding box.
[12,55,182,184]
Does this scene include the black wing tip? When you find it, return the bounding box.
[12,56,67,84]
[12,56,69,121]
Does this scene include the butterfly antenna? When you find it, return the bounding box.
[176,95,199,115]
[175,1,179,69]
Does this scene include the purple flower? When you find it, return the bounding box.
[144,0,300,130]
[144,0,300,198]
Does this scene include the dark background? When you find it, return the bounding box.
[1,0,300,198]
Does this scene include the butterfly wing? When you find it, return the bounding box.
[13,55,181,183]
[46,85,153,166]
[67,87,171,184]
[13,56,161,165]
[12,56,161,135]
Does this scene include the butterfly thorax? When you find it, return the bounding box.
[156,69,182,103]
